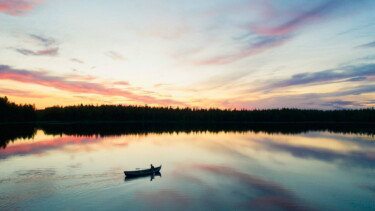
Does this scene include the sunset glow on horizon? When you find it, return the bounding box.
[1,0,375,109]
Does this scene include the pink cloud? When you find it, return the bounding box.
[15,47,58,56]
[247,0,355,36]
[36,48,58,55]
[0,0,42,16]
[195,0,356,66]
[65,74,97,81]
[15,34,59,56]
[112,81,130,86]
[0,65,186,106]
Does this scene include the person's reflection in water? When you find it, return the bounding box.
[150,172,162,181]
[150,164,155,182]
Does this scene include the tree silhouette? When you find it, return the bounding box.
[0,96,36,122]
[1,96,375,123]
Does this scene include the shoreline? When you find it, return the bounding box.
[1,120,375,125]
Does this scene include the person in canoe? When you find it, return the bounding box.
[151,164,155,172]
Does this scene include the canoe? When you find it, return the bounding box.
[124,172,162,182]
[124,165,162,176]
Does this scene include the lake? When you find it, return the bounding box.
[0,124,374,210]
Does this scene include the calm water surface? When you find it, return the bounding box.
[1,128,374,210]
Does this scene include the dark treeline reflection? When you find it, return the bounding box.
[1,96,375,123]
[0,123,374,149]
[0,124,36,149]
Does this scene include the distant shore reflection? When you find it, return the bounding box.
[1,122,374,149]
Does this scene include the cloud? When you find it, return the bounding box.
[330,84,375,97]
[355,41,375,49]
[0,0,42,16]
[112,81,129,86]
[0,65,186,106]
[15,47,58,56]
[196,35,290,65]
[70,58,84,64]
[321,100,360,107]
[256,63,375,92]
[36,48,58,55]
[365,100,375,104]
[358,55,375,61]
[345,76,367,82]
[105,51,124,61]
[15,34,59,56]
[249,0,345,36]
[218,87,375,109]
[29,34,56,47]
[153,83,170,88]
[220,94,329,110]
[223,63,375,109]
[0,88,46,98]
[195,0,360,66]
[15,48,38,56]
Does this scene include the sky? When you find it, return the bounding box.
[0,0,375,109]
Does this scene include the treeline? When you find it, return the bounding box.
[1,96,375,123]
[0,96,36,122]
[38,105,375,123]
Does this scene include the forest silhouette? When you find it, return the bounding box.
[1,96,375,149]
[1,96,375,123]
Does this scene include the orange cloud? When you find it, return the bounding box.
[0,65,186,106]
[112,81,130,86]
[0,88,46,98]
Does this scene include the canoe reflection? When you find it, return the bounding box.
[124,172,162,182]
